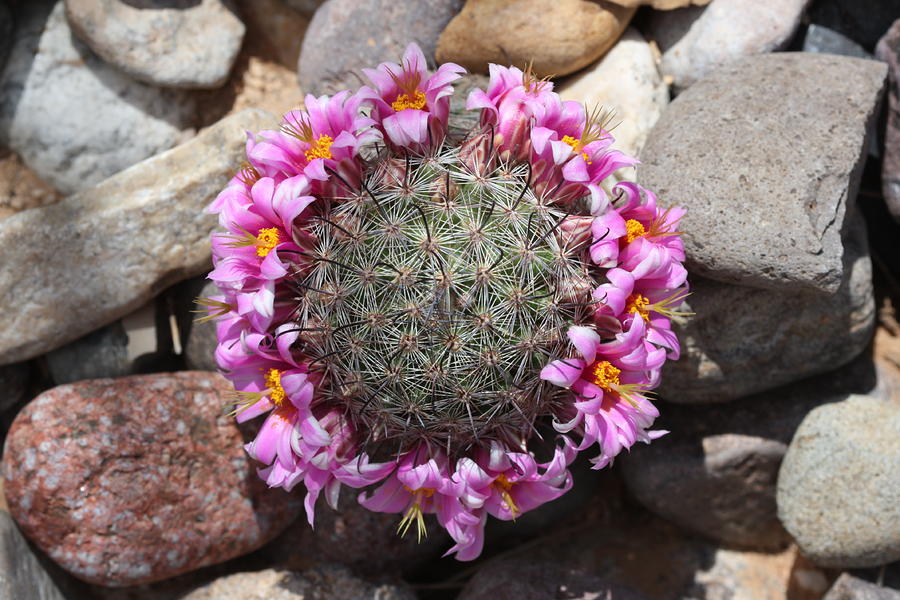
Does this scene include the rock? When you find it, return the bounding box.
[621,353,880,550]
[804,25,870,60]
[0,150,62,221]
[606,0,709,8]
[0,108,276,366]
[809,0,900,52]
[180,566,415,600]
[298,0,463,96]
[237,0,309,69]
[260,484,450,577]
[458,559,648,600]
[647,0,810,92]
[0,493,66,600]
[0,362,29,414]
[824,574,900,600]
[183,280,220,372]
[877,20,900,223]
[638,53,886,294]
[283,0,325,17]
[689,546,810,600]
[45,322,130,385]
[436,0,634,79]
[64,0,245,89]
[657,213,875,403]
[777,394,900,568]
[0,2,197,195]
[2,372,302,586]
[0,3,11,73]
[558,27,668,159]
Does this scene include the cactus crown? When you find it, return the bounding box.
[297,144,593,453]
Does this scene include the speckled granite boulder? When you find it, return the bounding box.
[777,394,900,568]
[180,566,415,600]
[2,372,301,586]
[823,574,900,600]
[638,53,886,294]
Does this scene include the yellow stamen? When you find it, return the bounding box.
[587,360,621,391]
[391,90,427,112]
[397,487,434,542]
[624,219,646,244]
[192,297,234,323]
[256,227,281,257]
[521,59,551,94]
[304,134,334,161]
[625,294,650,322]
[236,162,261,187]
[264,368,287,408]
[494,474,520,518]
[561,135,592,164]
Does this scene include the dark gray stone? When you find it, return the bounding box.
[45,321,130,384]
[639,53,886,294]
[657,213,875,403]
[777,395,900,568]
[824,574,900,600]
[0,511,65,600]
[809,0,900,51]
[183,280,220,372]
[0,1,197,194]
[621,352,879,550]
[0,3,11,74]
[877,20,900,223]
[458,559,648,600]
[804,24,870,59]
[0,362,28,414]
[298,0,463,96]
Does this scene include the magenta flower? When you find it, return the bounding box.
[359,43,464,153]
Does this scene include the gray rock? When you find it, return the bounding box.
[0,1,197,195]
[0,108,277,366]
[45,321,130,384]
[458,559,648,600]
[179,566,415,600]
[809,0,900,52]
[877,20,900,223]
[647,0,810,92]
[0,510,65,600]
[777,394,900,568]
[621,353,880,550]
[639,53,886,294]
[824,574,900,600]
[64,0,245,89]
[298,0,463,96]
[0,3,11,73]
[804,25,871,60]
[658,213,875,403]
[0,362,28,414]
[183,279,220,372]
[283,0,324,16]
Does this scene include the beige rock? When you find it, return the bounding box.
[237,0,310,69]
[607,0,709,8]
[436,0,635,78]
[0,150,61,221]
[0,109,277,366]
[558,27,668,160]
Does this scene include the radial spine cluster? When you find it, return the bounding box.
[203,43,688,560]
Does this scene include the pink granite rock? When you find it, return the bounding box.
[2,372,301,586]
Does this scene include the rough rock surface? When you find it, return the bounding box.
[2,372,302,586]
[777,394,900,568]
[558,28,668,160]
[804,24,870,59]
[621,353,880,550]
[658,214,875,403]
[180,566,415,600]
[0,507,65,600]
[436,0,634,79]
[0,108,276,366]
[647,0,810,91]
[298,0,463,96]
[877,20,900,223]
[64,0,245,89]
[283,0,325,17]
[458,559,648,600]
[639,53,886,294]
[809,0,900,51]
[823,574,900,600]
[46,322,130,385]
[0,1,197,194]
[0,363,29,414]
[184,280,221,372]
[0,3,11,73]
[0,150,62,221]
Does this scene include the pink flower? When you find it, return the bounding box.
[540,325,667,468]
[466,64,558,162]
[248,91,377,191]
[359,43,464,153]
